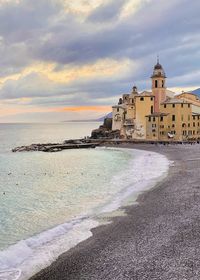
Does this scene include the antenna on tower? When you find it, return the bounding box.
[157,54,159,64]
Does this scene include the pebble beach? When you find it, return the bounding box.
[30,144,200,280]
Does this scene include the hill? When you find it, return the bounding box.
[96,112,112,121]
[191,88,200,96]
[64,112,112,123]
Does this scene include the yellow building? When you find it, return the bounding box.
[112,60,200,141]
[176,92,200,114]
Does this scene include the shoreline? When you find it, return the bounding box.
[30,143,200,280]
[0,146,168,280]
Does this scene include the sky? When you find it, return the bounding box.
[0,0,199,122]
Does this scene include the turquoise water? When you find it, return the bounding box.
[0,123,132,250]
[0,148,131,251]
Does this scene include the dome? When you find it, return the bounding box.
[154,62,162,70]
[151,61,166,78]
[131,85,138,95]
[132,85,138,92]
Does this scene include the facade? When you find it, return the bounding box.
[112,61,200,141]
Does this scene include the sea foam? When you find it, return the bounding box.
[0,148,170,280]
[100,148,170,213]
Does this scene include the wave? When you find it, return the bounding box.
[100,148,171,213]
[0,217,99,280]
[0,148,170,280]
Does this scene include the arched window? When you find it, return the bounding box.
[162,80,164,88]
[155,80,158,88]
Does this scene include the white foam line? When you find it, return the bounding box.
[0,269,21,280]
[0,218,99,280]
[98,147,170,214]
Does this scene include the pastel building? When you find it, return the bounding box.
[112,61,200,141]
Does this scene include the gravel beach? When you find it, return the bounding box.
[30,144,200,280]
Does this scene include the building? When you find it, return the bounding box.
[112,60,200,141]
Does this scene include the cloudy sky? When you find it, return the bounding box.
[0,0,199,122]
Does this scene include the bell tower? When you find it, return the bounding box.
[151,58,166,112]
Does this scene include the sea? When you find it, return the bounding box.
[0,123,170,280]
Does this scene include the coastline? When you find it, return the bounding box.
[30,144,200,280]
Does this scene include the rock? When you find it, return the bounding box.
[90,117,120,139]
[103,117,112,130]
[63,139,84,144]
[12,141,99,153]
[91,127,120,139]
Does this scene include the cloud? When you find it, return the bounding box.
[0,0,200,121]
[0,58,137,107]
[87,0,125,22]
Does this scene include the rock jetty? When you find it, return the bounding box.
[12,140,100,153]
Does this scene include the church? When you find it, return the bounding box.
[112,60,200,141]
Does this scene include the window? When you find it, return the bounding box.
[188,123,190,128]
[181,104,183,108]
[155,80,158,88]
[148,117,151,122]
[164,104,166,108]
[172,124,175,128]
[117,108,119,112]
[151,106,154,114]
[151,97,153,101]
[193,116,195,120]
[198,122,200,127]
[162,80,164,88]
[160,116,163,121]
[152,129,156,132]
[172,104,175,108]
[193,122,195,127]
[193,131,195,135]
[188,115,190,121]
[181,115,184,121]
[188,104,190,108]
[140,97,144,101]
[172,115,175,121]
[153,117,155,122]
[152,124,156,128]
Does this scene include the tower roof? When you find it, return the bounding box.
[151,58,166,78]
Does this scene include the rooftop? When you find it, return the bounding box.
[145,113,169,117]
[161,98,191,104]
[112,105,126,109]
[135,92,154,97]
[151,60,166,78]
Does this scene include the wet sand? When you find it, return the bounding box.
[30,144,200,280]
